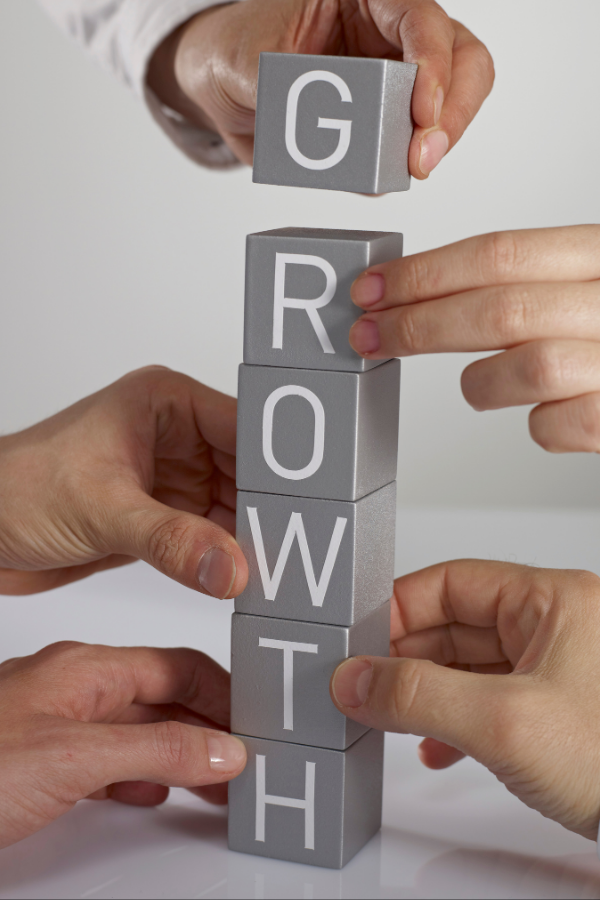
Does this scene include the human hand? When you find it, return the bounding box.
[330,559,600,840]
[148,0,494,177]
[0,641,246,849]
[0,366,248,597]
[349,225,600,452]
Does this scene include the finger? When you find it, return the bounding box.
[350,280,600,359]
[188,783,229,806]
[107,493,248,598]
[409,20,495,178]
[392,623,505,666]
[369,1,454,124]
[212,448,237,482]
[207,504,237,537]
[87,782,170,806]
[418,737,466,769]
[34,644,232,728]
[0,555,135,597]
[350,227,600,311]
[529,392,600,453]
[389,559,558,667]
[63,720,246,800]
[461,340,600,410]
[330,654,538,772]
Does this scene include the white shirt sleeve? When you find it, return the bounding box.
[37,0,240,168]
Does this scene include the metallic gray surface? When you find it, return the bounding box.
[237,360,400,501]
[252,53,417,194]
[243,228,403,372]
[228,729,384,869]
[235,484,396,626]
[230,603,390,749]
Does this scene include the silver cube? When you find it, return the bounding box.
[244,227,403,373]
[231,603,390,750]
[228,729,384,869]
[235,484,396,627]
[253,53,417,194]
[236,360,400,501]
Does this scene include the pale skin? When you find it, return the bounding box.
[330,560,600,842]
[0,366,248,599]
[1,372,600,848]
[348,225,600,452]
[147,0,495,178]
[0,642,246,850]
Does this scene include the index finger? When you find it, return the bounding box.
[368,2,494,178]
[390,559,554,643]
[352,226,600,311]
[31,643,231,728]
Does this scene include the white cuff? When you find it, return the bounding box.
[122,0,242,168]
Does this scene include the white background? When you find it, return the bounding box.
[1,0,600,509]
[2,5,600,895]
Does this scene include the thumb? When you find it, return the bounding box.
[331,655,531,770]
[107,495,248,598]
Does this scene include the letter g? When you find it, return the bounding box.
[285,71,352,170]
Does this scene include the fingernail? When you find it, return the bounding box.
[433,86,444,125]
[351,273,385,308]
[349,319,380,355]
[419,130,449,176]
[332,658,373,708]
[206,732,246,774]
[197,548,236,599]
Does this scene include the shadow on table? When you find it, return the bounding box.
[2,807,600,899]
[0,797,228,898]
[381,826,600,900]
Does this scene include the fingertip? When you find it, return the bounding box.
[417,129,449,177]
[109,782,170,807]
[418,738,465,770]
[349,318,381,357]
[197,539,248,600]
[350,272,385,308]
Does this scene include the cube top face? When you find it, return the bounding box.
[244,228,403,373]
[235,483,396,626]
[236,359,400,502]
[228,729,384,869]
[231,604,390,749]
[253,53,417,194]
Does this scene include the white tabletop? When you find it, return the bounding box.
[1,507,600,899]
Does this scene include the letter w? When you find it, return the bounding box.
[246,507,347,607]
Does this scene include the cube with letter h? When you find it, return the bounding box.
[230,52,410,870]
[253,53,417,194]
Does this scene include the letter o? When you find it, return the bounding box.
[262,385,325,480]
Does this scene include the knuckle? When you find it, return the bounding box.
[41,641,88,663]
[488,286,531,343]
[482,231,520,281]
[523,341,565,395]
[488,687,534,761]
[400,253,436,301]
[152,720,196,778]
[470,38,495,87]
[394,307,426,354]
[528,406,559,452]
[148,517,195,573]
[390,659,425,724]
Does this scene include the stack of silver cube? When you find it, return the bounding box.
[228,52,417,870]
